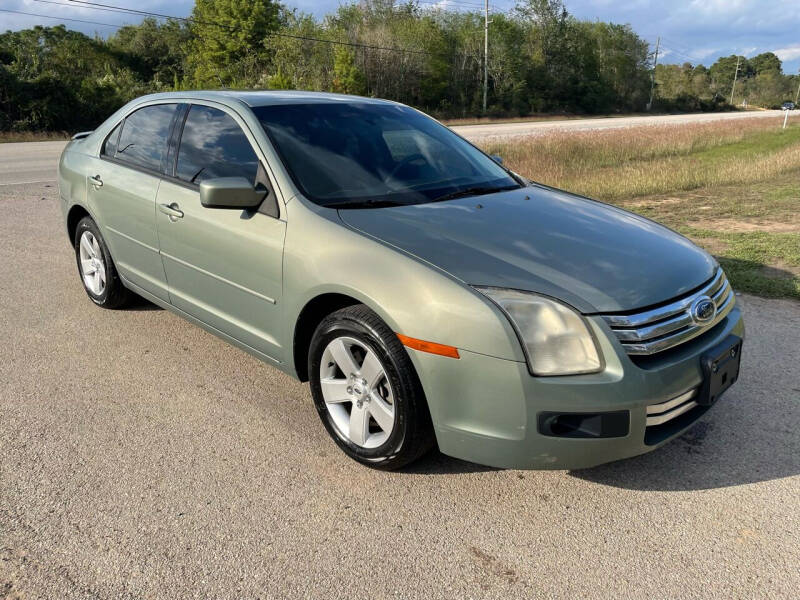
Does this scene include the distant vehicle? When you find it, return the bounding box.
[782,101,795,110]
[58,91,744,470]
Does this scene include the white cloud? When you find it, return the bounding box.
[774,45,800,63]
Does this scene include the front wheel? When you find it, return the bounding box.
[308,305,435,470]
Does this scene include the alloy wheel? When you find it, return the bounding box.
[78,230,106,296]
[319,336,396,448]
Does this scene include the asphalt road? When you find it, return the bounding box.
[1,142,798,599]
[450,109,789,140]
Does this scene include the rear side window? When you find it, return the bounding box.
[101,122,122,157]
[115,104,177,172]
[176,105,259,185]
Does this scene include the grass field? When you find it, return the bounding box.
[482,117,800,300]
[0,131,70,143]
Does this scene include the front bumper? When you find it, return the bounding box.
[409,300,745,470]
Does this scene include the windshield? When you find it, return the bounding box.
[253,102,520,208]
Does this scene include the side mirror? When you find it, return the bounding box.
[199,177,266,210]
[490,154,504,165]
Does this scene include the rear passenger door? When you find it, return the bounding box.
[155,103,286,363]
[90,103,177,302]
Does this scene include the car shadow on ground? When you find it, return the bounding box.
[125,295,163,311]
[404,450,500,475]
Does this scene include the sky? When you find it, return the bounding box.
[2,0,799,74]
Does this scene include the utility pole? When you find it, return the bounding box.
[795,70,800,105]
[730,56,741,105]
[647,36,660,111]
[483,0,489,113]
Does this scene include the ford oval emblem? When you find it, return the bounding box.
[691,296,716,325]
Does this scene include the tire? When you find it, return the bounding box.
[73,216,131,309]
[308,304,435,470]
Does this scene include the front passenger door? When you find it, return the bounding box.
[155,104,286,363]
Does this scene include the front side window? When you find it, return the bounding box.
[115,103,176,172]
[176,105,259,185]
[253,102,519,208]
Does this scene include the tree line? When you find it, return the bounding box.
[1,0,798,132]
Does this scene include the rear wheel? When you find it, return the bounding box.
[74,216,130,309]
[308,304,434,470]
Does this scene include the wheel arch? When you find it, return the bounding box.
[292,292,367,382]
[66,203,92,243]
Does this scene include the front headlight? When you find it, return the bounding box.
[475,287,602,376]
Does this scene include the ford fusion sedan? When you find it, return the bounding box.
[59,91,744,470]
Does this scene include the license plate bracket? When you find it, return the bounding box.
[698,334,742,406]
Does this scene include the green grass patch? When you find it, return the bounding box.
[678,228,800,299]
[616,170,800,301]
[692,125,800,163]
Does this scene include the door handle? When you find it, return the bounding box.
[158,203,184,221]
[89,174,103,188]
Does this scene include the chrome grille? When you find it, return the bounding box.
[646,388,698,427]
[600,268,735,356]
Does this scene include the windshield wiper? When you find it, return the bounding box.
[431,184,519,203]
[328,198,409,209]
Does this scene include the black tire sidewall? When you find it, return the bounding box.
[309,310,418,467]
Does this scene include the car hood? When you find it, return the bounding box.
[337,185,717,313]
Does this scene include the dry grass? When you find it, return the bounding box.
[0,131,70,143]
[483,117,800,201]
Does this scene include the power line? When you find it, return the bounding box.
[659,36,706,61]
[0,8,123,28]
[402,0,502,9]
[10,0,512,66]
[659,46,700,64]
[64,0,184,22]
[55,0,447,57]
[643,35,706,63]
[30,0,141,17]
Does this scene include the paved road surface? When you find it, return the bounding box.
[451,109,788,140]
[1,143,798,599]
[0,141,65,186]
[0,110,790,186]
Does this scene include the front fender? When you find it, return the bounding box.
[282,198,525,377]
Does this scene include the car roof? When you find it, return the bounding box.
[132,90,397,108]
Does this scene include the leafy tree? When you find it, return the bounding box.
[189,0,285,86]
[709,55,745,99]
[108,18,191,87]
[267,65,293,89]
[332,47,367,95]
[0,25,137,131]
[748,52,782,76]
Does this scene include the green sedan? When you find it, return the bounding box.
[59,91,744,470]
